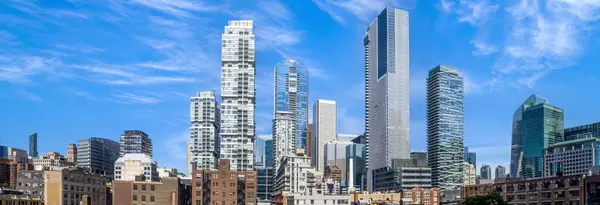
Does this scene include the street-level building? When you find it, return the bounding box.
[112,176,189,205]
[43,167,110,205]
[15,170,44,197]
[544,137,600,177]
[191,159,257,205]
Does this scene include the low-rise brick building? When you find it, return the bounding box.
[112,176,189,205]
[191,159,257,205]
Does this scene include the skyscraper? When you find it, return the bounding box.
[77,137,120,175]
[220,20,255,171]
[426,65,464,190]
[464,146,476,169]
[265,139,273,167]
[190,91,220,170]
[346,143,365,191]
[480,165,492,180]
[510,94,547,178]
[272,111,295,172]
[495,165,506,179]
[521,102,564,179]
[313,99,337,171]
[29,133,38,158]
[274,59,309,150]
[66,144,77,164]
[120,130,152,157]
[324,140,353,184]
[364,7,410,191]
[254,135,268,166]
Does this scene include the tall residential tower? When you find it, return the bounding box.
[274,59,309,151]
[364,7,410,191]
[190,91,221,170]
[120,130,152,157]
[220,20,256,171]
[426,65,464,190]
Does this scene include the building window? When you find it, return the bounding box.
[311,200,314,204]
[133,195,137,201]
[324,200,327,204]
[134,185,137,190]
[196,191,201,196]
[151,185,155,191]
[142,185,146,191]
[150,196,155,202]
[142,195,146,201]
[196,200,201,205]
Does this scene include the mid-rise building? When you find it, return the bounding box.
[480,165,491,180]
[77,137,120,175]
[521,102,564,179]
[66,144,77,164]
[510,94,547,178]
[29,133,38,158]
[15,170,44,197]
[324,165,342,183]
[1,158,33,188]
[313,99,337,171]
[114,153,159,182]
[544,137,600,177]
[275,193,349,205]
[220,20,256,171]
[462,162,476,186]
[32,152,74,168]
[256,165,274,203]
[7,147,28,163]
[324,140,353,184]
[273,111,296,173]
[191,159,257,205]
[350,188,441,205]
[273,150,316,195]
[364,7,411,191]
[274,59,309,151]
[0,194,42,205]
[495,165,506,179]
[372,159,432,192]
[426,65,464,190]
[190,91,220,170]
[564,122,600,141]
[410,152,428,167]
[120,130,152,157]
[346,143,365,191]
[112,177,189,205]
[43,167,110,205]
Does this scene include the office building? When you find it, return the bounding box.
[364,7,410,191]
[77,137,120,175]
[120,130,152,157]
[464,146,476,168]
[346,143,365,191]
[275,59,309,151]
[255,135,269,166]
[564,122,600,141]
[544,137,600,177]
[15,170,44,197]
[157,167,178,178]
[0,145,7,159]
[114,153,159,182]
[256,165,274,203]
[112,177,188,205]
[265,139,274,167]
[521,102,564,179]
[191,159,257,205]
[7,147,28,163]
[410,152,428,167]
[29,133,38,158]
[462,162,476,186]
[585,175,600,204]
[337,134,358,142]
[220,20,256,171]
[324,140,353,183]
[44,167,110,205]
[66,144,77,164]
[313,99,337,171]
[372,159,432,192]
[190,91,220,171]
[480,165,491,180]
[426,65,464,190]
[510,94,547,178]
[495,166,506,179]
[273,111,296,173]
[32,152,74,168]
[463,175,583,204]
[307,124,313,159]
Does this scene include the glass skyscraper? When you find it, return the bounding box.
[464,146,476,169]
[265,139,273,167]
[29,133,38,158]
[564,122,600,141]
[274,59,309,150]
[426,65,464,190]
[364,7,410,191]
[521,103,564,179]
[510,94,547,178]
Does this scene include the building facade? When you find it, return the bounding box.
[265,140,273,167]
[307,124,313,160]
[220,20,256,171]
[364,7,410,192]
[275,59,309,151]
[324,140,353,184]
[564,122,600,141]
[15,170,44,197]
[120,130,152,157]
[190,91,221,171]
[112,177,188,205]
[256,165,274,203]
[77,137,120,175]
[521,102,564,179]
[44,167,110,205]
[0,145,7,159]
[29,133,38,158]
[66,144,77,164]
[426,65,464,190]
[32,152,74,168]
[273,111,296,173]
[313,99,337,171]
[273,153,316,195]
[510,94,547,178]
[114,153,159,182]
[191,159,257,205]
[544,137,600,177]
[346,143,365,191]
[372,159,432,192]
[410,152,428,167]
[7,148,28,164]
[495,166,506,180]
[480,165,492,180]
[462,162,476,186]
[254,135,268,166]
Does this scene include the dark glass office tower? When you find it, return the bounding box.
[29,133,38,158]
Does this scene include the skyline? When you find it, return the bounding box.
[2,0,600,176]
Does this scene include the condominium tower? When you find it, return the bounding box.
[510,94,547,178]
[364,7,410,191]
[426,65,464,190]
[120,130,152,157]
[274,59,309,150]
[190,91,220,170]
[77,137,120,175]
[272,111,295,172]
[313,99,337,171]
[220,20,256,171]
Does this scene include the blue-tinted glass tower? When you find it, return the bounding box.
[510,94,547,178]
[274,59,309,150]
[521,103,563,179]
[265,139,273,167]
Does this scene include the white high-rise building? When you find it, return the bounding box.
[190,91,220,170]
[364,7,410,191]
[312,99,337,171]
[273,111,296,173]
[114,153,159,182]
[220,20,256,171]
[462,162,476,186]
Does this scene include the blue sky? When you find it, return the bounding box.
[1,0,600,175]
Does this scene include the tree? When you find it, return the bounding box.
[463,190,509,205]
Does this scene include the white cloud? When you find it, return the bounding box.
[126,0,221,18]
[470,40,497,56]
[111,92,159,104]
[458,0,499,25]
[15,89,43,102]
[312,0,346,24]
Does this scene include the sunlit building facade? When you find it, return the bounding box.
[510,94,547,178]
[274,59,309,151]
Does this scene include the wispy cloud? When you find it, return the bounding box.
[111,92,159,104]
[15,89,43,102]
[125,0,221,18]
[312,0,345,24]
[55,44,104,53]
[470,40,497,56]
[0,55,62,84]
